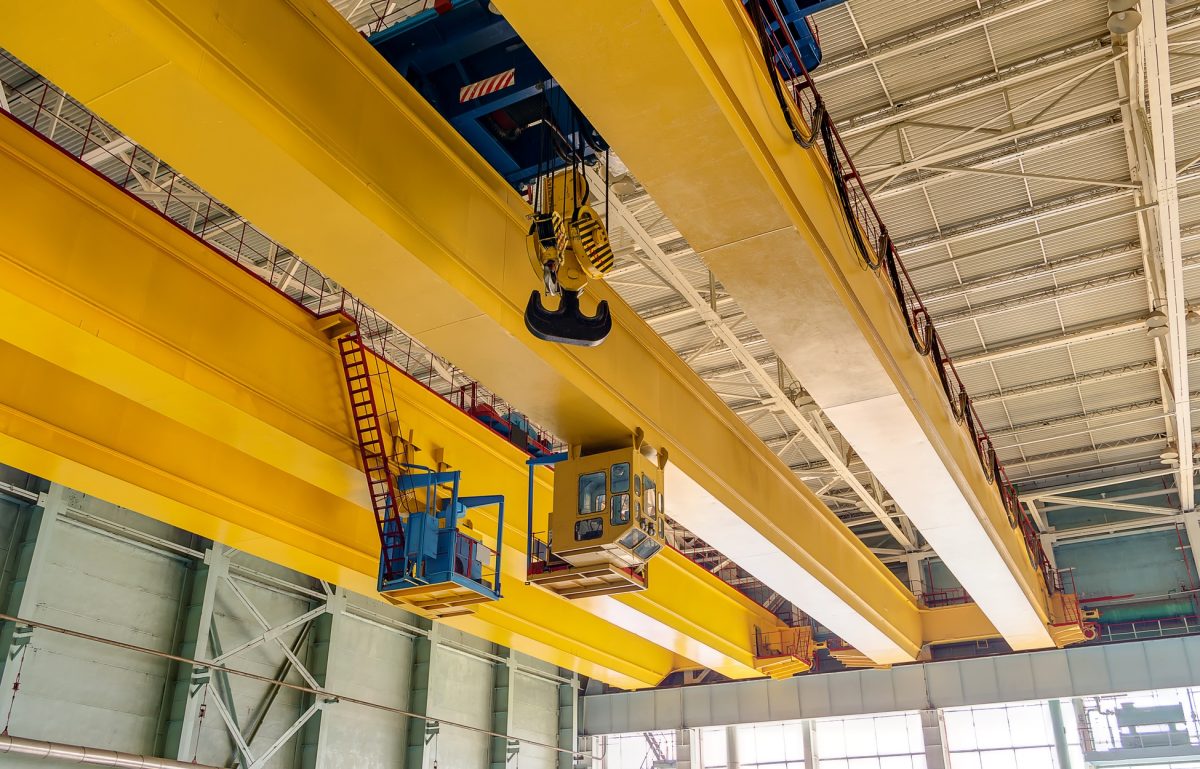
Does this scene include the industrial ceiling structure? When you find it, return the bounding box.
[8,0,1200,766]
[4,0,1193,630]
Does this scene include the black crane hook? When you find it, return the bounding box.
[524,289,611,347]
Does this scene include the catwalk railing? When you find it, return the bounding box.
[744,0,1055,592]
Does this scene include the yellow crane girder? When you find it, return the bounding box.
[493,0,1058,650]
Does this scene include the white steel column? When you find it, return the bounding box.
[906,553,926,598]
[1144,0,1194,508]
[405,623,440,769]
[558,674,580,769]
[920,710,951,769]
[173,543,230,762]
[1182,512,1200,580]
[673,729,698,769]
[0,483,65,730]
[489,650,518,769]
[801,720,817,768]
[304,586,349,768]
[1048,699,1075,769]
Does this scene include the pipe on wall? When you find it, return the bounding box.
[0,734,220,768]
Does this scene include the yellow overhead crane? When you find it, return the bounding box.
[0,0,932,663]
[491,0,1088,651]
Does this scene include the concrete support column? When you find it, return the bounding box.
[668,728,696,769]
[906,553,926,599]
[298,587,348,769]
[489,649,518,769]
[726,725,740,769]
[1048,699,1074,769]
[0,482,66,730]
[558,674,580,769]
[1182,512,1200,581]
[800,720,817,768]
[1042,533,1060,572]
[405,622,439,769]
[919,709,950,769]
[163,543,230,761]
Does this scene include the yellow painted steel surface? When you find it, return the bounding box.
[0,0,924,658]
[0,112,790,688]
[493,0,1055,648]
[921,604,999,647]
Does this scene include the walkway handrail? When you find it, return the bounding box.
[744,0,1056,591]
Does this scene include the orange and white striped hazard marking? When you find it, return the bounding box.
[459,68,517,103]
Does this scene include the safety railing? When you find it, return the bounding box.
[526,534,568,577]
[454,533,499,591]
[1097,615,1200,643]
[452,383,558,457]
[0,50,563,459]
[917,586,973,609]
[753,626,812,663]
[743,0,1053,590]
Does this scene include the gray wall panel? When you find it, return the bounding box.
[581,636,1200,735]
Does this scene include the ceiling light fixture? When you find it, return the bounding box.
[1146,308,1169,338]
[1108,0,1142,35]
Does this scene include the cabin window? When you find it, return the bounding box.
[611,494,630,526]
[579,471,606,515]
[575,517,604,541]
[611,462,631,494]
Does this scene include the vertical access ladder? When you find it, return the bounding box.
[337,332,407,583]
[336,329,505,618]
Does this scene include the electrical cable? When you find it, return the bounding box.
[748,0,876,274]
[0,612,582,758]
[748,0,817,149]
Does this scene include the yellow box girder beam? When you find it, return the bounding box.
[493,0,1056,651]
[0,111,789,688]
[0,0,924,659]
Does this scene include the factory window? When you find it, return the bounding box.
[612,462,631,493]
[575,517,604,541]
[736,722,806,768]
[697,724,807,768]
[943,701,1059,769]
[611,493,630,525]
[579,471,606,515]
[700,727,728,768]
[599,731,677,768]
[815,711,924,769]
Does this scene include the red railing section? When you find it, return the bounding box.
[0,50,563,460]
[754,626,813,663]
[743,0,1057,593]
[917,586,973,609]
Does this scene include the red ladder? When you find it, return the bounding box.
[337,333,406,580]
